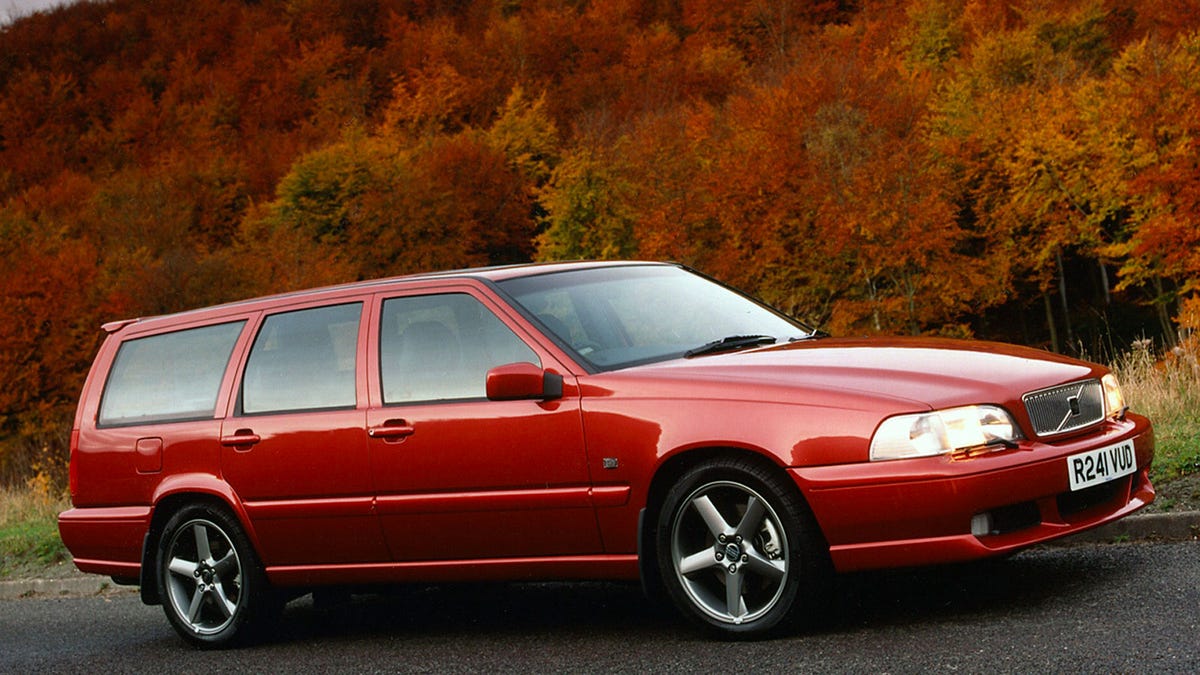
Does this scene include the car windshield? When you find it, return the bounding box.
[496,265,816,371]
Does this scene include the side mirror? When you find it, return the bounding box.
[486,362,564,401]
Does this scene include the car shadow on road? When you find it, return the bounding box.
[260,545,1140,645]
[826,545,1138,631]
[271,580,677,643]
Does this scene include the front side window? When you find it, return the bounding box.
[242,303,361,414]
[380,293,539,404]
[99,321,245,426]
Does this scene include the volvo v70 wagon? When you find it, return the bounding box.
[59,261,1155,645]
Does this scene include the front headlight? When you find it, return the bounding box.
[1102,373,1128,420]
[870,405,1023,461]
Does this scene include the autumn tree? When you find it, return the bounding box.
[1082,32,1200,342]
[6,0,1200,486]
[924,3,1135,350]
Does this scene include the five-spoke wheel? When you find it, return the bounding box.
[670,480,789,625]
[157,504,269,647]
[656,458,829,637]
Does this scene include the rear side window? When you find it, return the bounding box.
[98,321,245,427]
[241,303,361,414]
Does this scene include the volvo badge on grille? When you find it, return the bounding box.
[1068,394,1081,416]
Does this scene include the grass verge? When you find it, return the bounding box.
[0,486,70,579]
[1111,340,1200,485]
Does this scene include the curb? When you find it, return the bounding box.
[1056,509,1200,545]
[0,574,136,601]
[4,511,1197,600]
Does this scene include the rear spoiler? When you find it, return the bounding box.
[101,318,141,333]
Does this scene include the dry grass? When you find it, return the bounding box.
[1111,339,1200,483]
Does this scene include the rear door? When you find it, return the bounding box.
[365,286,600,561]
[220,299,389,566]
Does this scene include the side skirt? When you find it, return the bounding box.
[265,554,640,587]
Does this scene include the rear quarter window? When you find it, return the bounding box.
[98,321,246,427]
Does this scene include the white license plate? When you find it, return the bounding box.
[1066,441,1136,492]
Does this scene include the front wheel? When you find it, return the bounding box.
[655,458,830,638]
[156,504,271,647]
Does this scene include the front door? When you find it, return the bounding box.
[366,289,600,561]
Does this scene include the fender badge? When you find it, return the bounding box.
[602,458,619,470]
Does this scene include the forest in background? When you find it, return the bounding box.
[2,0,1200,486]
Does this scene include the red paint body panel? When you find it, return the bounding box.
[59,261,1156,599]
[221,410,387,566]
[57,506,150,577]
[365,397,602,560]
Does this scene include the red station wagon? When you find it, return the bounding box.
[59,261,1155,645]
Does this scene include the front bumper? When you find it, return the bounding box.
[793,414,1155,573]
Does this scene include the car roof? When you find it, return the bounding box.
[103,260,672,334]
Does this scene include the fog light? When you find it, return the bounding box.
[970,513,993,537]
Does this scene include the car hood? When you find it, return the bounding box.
[622,336,1100,411]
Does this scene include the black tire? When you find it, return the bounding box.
[156,503,272,647]
[654,457,830,638]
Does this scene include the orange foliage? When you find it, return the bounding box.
[4,0,1200,482]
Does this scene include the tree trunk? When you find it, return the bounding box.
[1152,276,1177,348]
[1099,261,1111,305]
[1056,249,1074,352]
[1044,292,1060,353]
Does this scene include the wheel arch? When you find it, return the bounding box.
[637,445,826,600]
[139,488,253,606]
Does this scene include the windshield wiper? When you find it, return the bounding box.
[789,329,828,341]
[685,335,777,358]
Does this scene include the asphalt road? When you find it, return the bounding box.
[2,542,1198,673]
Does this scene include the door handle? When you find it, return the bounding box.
[368,420,415,441]
[220,430,261,448]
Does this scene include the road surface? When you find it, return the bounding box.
[2,542,1197,672]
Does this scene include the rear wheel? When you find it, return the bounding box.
[156,504,271,647]
[655,457,829,637]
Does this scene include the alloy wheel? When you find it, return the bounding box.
[669,480,789,625]
[162,518,244,636]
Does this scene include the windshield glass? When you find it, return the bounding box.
[496,265,814,371]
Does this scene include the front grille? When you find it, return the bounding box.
[1023,379,1104,437]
